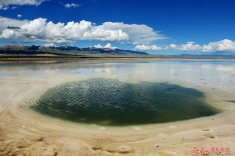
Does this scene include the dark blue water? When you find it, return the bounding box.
[31,78,219,126]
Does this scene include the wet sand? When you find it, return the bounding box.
[0,60,235,156]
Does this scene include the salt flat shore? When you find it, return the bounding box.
[0,54,235,61]
[0,60,235,156]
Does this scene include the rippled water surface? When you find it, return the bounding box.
[31,78,219,126]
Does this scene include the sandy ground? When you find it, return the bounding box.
[0,60,235,156]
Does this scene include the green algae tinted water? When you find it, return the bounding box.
[31,78,219,126]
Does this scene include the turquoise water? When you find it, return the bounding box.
[31,78,219,126]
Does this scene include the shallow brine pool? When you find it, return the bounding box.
[31,78,219,126]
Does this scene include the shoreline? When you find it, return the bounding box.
[1,54,235,61]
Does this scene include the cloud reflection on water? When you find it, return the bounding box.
[0,60,235,93]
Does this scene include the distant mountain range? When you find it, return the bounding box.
[0,45,148,56]
[1,45,235,59]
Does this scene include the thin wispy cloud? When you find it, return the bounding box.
[0,0,47,10]
[135,44,163,51]
[1,6,9,10]
[64,3,80,8]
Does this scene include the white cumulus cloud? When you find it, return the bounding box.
[94,43,117,49]
[0,17,165,45]
[44,43,55,47]
[135,44,163,51]
[95,22,166,44]
[170,42,202,51]
[202,39,235,52]
[180,42,202,51]
[133,39,235,52]
[170,44,177,49]
[64,3,80,8]
[169,39,235,53]
[0,0,47,10]
[132,41,140,45]
[17,14,22,18]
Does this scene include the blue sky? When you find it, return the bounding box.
[0,0,235,55]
